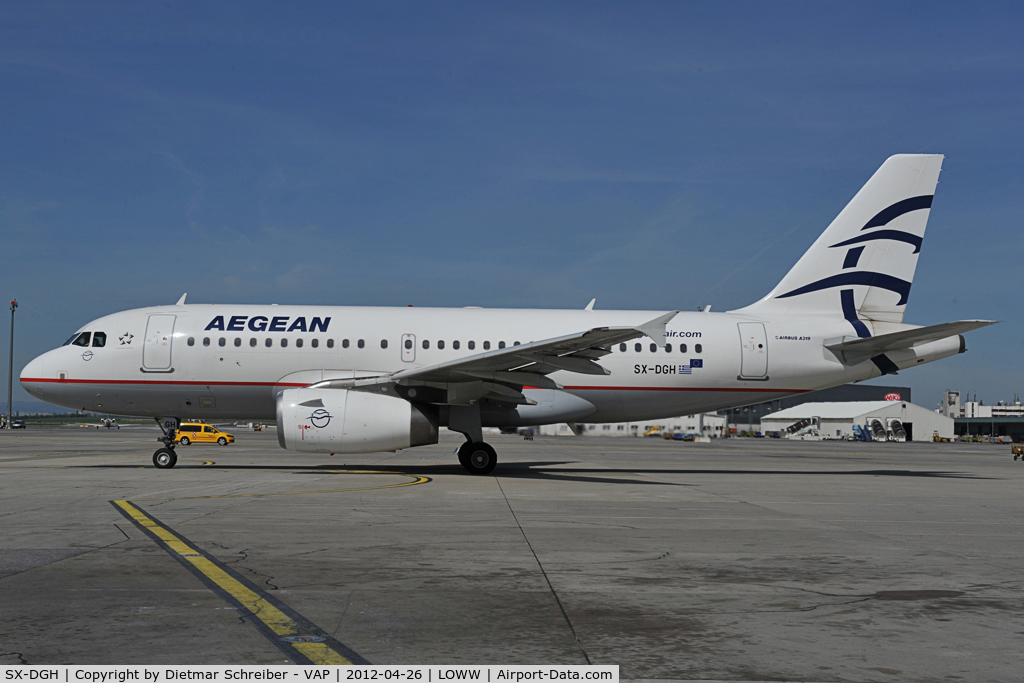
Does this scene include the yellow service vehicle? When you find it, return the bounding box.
[177,422,235,446]
[1013,444,1024,460]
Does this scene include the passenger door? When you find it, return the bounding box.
[143,314,176,371]
[737,322,768,379]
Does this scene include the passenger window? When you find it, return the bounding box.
[650,343,657,353]
[619,343,626,352]
[327,339,335,348]
[296,338,303,348]
[311,339,319,348]
[358,339,365,349]
[514,341,520,346]
[92,332,106,348]
[188,337,195,347]
[680,344,687,353]
[380,339,387,349]
[72,332,91,347]
[422,340,430,349]
[498,341,505,349]
[250,338,257,347]
[218,337,226,347]
[453,341,460,350]
[265,338,272,347]
[405,339,413,349]
[438,340,445,350]
[468,341,475,350]
[634,343,641,352]
[695,344,703,353]
[234,338,241,347]
[342,339,349,348]
[281,338,288,348]
[203,337,210,346]
[483,341,491,350]
[666,343,672,353]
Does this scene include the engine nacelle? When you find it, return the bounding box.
[277,388,438,453]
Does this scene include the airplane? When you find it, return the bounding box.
[20,154,995,474]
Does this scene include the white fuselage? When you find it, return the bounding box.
[20,303,962,425]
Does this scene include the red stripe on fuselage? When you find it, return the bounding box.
[20,377,308,387]
[562,385,812,393]
[22,378,812,393]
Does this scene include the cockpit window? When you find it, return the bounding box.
[62,334,79,346]
[71,332,92,347]
[92,332,106,348]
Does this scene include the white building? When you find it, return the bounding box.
[941,390,1024,418]
[537,413,726,438]
[760,401,953,442]
[962,401,1024,418]
[940,390,961,418]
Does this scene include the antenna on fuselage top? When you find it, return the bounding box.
[584,298,596,311]
[176,293,187,306]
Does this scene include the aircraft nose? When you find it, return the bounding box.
[20,354,48,399]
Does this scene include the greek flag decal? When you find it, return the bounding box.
[679,359,703,375]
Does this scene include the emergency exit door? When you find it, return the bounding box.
[143,314,176,371]
[401,334,416,362]
[737,322,768,379]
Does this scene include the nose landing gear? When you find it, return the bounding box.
[153,448,177,469]
[153,417,180,469]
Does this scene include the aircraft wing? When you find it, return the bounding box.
[306,311,679,402]
[388,310,679,389]
[826,320,996,357]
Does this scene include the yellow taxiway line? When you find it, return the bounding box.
[112,470,431,664]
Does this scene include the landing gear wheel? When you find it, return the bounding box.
[217,437,227,446]
[179,436,191,445]
[153,448,178,469]
[458,441,497,475]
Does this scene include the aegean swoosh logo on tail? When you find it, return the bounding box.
[860,195,932,231]
[830,229,923,254]
[776,272,912,305]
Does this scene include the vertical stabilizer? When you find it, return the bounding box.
[733,154,944,330]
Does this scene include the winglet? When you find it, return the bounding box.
[584,298,596,311]
[176,293,187,306]
[635,311,679,346]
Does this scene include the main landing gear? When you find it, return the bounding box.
[457,440,497,475]
[449,404,497,475]
[153,417,180,469]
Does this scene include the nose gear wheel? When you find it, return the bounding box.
[153,448,177,469]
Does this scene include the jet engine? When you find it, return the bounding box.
[276,388,438,453]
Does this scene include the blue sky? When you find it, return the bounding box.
[2,1,1021,411]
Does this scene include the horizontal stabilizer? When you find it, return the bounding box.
[826,320,996,358]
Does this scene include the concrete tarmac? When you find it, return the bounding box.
[1,427,1023,680]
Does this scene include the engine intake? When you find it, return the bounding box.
[277,388,438,453]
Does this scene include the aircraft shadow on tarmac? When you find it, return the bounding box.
[91,461,993,483]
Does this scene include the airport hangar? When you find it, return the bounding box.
[718,383,911,430]
[760,400,954,441]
